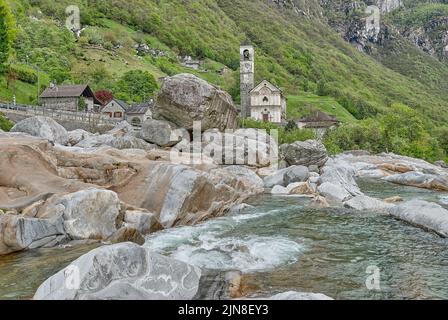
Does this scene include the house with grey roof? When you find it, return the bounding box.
[101,98,129,121]
[125,100,154,127]
[40,84,101,112]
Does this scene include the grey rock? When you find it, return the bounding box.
[41,189,121,240]
[344,195,394,213]
[67,129,92,146]
[384,171,448,191]
[75,134,155,150]
[223,166,264,189]
[124,210,163,235]
[34,242,202,300]
[283,165,310,185]
[0,214,65,255]
[153,74,238,131]
[389,200,448,237]
[11,116,68,145]
[280,140,328,168]
[140,119,187,147]
[318,182,352,203]
[319,165,362,197]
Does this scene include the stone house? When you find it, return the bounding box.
[40,84,101,112]
[249,80,286,124]
[101,99,129,121]
[297,110,340,136]
[125,100,154,127]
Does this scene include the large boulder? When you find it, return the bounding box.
[34,242,203,300]
[140,119,186,147]
[0,214,65,255]
[38,189,121,240]
[11,116,68,145]
[153,74,238,131]
[280,140,328,168]
[389,200,448,237]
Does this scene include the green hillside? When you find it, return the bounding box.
[1,0,448,160]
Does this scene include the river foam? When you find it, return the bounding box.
[144,207,304,272]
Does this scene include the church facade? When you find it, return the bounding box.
[240,45,286,124]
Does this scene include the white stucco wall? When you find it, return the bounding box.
[251,106,282,123]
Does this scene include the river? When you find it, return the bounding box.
[1,179,447,300]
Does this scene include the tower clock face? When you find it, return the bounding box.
[241,62,253,73]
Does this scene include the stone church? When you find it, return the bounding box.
[240,45,286,124]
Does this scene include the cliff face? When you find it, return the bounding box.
[318,0,448,61]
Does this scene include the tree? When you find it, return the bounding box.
[114,70,158,103]
[95,90,114,106]
[0,0,16,73]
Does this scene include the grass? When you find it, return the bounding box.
[286,94,357,123]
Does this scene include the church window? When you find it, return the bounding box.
[263,96,269,103]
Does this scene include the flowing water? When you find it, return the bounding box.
[0,179,447,300]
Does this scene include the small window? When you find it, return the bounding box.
[263,96,269,103]
[114,112,122,118]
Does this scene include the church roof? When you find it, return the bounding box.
[250,80,282,94]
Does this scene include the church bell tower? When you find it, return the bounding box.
[240,45,254,119]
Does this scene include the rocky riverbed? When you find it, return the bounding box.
[1,74,448,300]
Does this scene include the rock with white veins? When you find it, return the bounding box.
[389,200,448,237]
[38,189,121,240]
[33,242,202,300]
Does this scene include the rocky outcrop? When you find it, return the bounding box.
[0,134,261,254]
[34,242,203,300]
[280,140,328,168]
[384,172,448,191]
[140,119,186,147]
[11,116,68,145]
[153,74,238,131]
[389,200,448,237]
